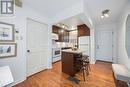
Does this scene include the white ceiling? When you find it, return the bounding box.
[24,0,81,18]
[23,0,128,26]
[56,16,84,30]
[84,0,129,26]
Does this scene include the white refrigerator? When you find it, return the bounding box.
[78,36,90,56]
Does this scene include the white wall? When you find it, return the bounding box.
[117,1,130,70]
[79,13,96,64]
[89,28,96,64]
[95,23,118,63]
[0,3,51,86]
[79,1,96,64]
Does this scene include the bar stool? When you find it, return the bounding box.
[80,55,91,81]
[75,54,91,81]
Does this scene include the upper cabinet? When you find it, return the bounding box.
[77,24,90,37]
[64,30,69,42]
[69,30,78,44]
[59,30,69,42]
[52,25,69,42]
[52,25,60,34]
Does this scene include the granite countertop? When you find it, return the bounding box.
[62,49,85,54]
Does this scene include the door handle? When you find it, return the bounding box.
[27,50,30,53]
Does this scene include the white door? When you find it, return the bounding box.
[27,18,48,76]
[96,30,113,62]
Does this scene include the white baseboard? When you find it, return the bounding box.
[13,77,26,86]
[47,65,52,69]
[90,60,96,64]
[5,77,26,87]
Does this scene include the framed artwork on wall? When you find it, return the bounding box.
[0,22,14,42]
[15,0,22,7]
[0,43,17,58]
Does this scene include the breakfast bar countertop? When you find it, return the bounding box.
[61,49,85,54]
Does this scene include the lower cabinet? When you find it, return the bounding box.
[62,51,82,76]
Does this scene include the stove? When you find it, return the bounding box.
[52,48,61,62]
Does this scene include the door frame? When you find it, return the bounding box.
[96,28,114,62]
[26,18,50,77]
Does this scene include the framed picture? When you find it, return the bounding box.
[0,22,14,42]
[0,43,17,58]
[15,0,22,7]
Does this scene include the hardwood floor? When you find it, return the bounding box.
[14,61,128,87]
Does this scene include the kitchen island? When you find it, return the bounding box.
[62,49,84,76]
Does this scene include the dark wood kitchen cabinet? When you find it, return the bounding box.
[63,30,69,42]
[78,24,90,36]
[59,30,69,42]
[52,25,69,42]
[52,25,60,34]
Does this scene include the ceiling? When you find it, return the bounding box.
[84,0,129,26]
[23,0,128,26]
[24,0,81,18]
[55,16,84,30]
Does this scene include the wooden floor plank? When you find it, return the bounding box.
[14,61,128,87]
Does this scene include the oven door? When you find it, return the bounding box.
[52,49,61,58]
